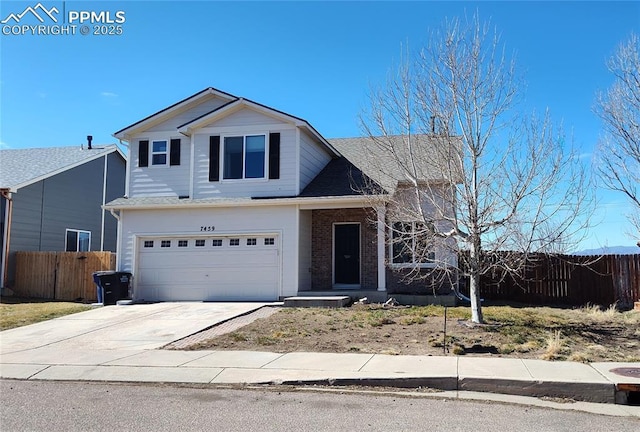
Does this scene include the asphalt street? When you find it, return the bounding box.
[1,380,638,432]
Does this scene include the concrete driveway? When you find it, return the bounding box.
[0,302,271,354]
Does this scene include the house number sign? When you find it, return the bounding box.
[200,226,216,232]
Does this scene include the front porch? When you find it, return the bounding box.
[297,206,386,293]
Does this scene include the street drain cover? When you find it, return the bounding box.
[610,367,640,378]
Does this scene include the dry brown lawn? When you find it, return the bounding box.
[182,303,640,362]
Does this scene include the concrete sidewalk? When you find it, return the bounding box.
[0,304,639,417]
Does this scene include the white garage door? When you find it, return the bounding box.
[136,234,280,301]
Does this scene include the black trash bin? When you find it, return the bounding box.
[92,271,132,305]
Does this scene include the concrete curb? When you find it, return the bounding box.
[458,377,616,404]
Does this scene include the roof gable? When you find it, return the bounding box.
[0,145,124,192]
[113,87,237,140]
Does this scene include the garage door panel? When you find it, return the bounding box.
[136,235,280,301]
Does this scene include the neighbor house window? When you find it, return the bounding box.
[223,134,266,179]
[391,222,435,265]
[65,229,91,252]
[151,140,168,165]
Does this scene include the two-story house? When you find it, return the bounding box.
[105,87,457,303]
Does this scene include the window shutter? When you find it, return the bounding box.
[209,136,220,182]
[138,140,149,167]
[170,138,181,166]
[268,132,280,180]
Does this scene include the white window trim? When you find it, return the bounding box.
[65,229,91,252]
[388,222,437,269]
[220,133,269,181]
[151,139,168,167]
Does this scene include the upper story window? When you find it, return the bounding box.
[152,140,167,165]
[223,134,266,180]
[66,229,91,252]
[138,139,181,168]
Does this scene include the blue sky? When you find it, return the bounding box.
[1,1,639,250]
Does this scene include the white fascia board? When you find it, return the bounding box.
[9,146,121,193]
[103,195,386,211]
[114,88,236,141]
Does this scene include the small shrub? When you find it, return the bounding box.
[568,352,591,363]
[499,344,515,354]
[452,344,465,355]
[256,335,277,345]
[541,330,568,361]
[230,332,248,342]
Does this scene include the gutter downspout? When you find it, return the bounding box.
[100,154,108,251]
[109,209,122,271]
[1,189,13,290]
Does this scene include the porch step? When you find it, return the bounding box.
[283,296,351,308]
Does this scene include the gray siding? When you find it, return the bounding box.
[299,130,332,191]
[6,153,125,286]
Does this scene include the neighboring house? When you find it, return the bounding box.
[105,87,457,302]
[0,143,126,289]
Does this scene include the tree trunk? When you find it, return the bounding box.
[469,273,484,324]
[469,242,484,324]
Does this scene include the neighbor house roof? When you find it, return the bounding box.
[0,144,124,192]
[329,134,462,193]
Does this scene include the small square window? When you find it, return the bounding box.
[212,239,223,247]
[247,238,257,246]
[161,240,171,248]
[195,239,206,247]
[264,238,275,246]
[66,229,91,252]
[151,140,168,165]
[230,239,240,246]
[144,240,154,248]
[178,240,188,247]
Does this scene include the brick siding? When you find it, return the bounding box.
[311,208,378,290]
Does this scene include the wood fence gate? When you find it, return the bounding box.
[14,251,116,302]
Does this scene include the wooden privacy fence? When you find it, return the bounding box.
[14,251,116,302]
[460,253,640,308]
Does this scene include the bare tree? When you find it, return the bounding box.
[358,14,593,323]
[594,33,640,242]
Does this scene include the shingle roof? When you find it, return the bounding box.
[299,157,384,197]
[328,134,461,193]
[0,145,122,191]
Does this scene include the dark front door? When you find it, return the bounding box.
[334,223,360,285]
